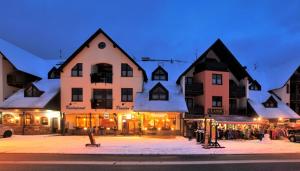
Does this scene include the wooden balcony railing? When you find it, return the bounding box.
[185,83,203,96]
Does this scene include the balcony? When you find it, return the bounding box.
[291,94,300,101]
[185,83,203,96]
[187,105,204,115]
[230,86,246,98]
[90,73,112,83]
[91,99,113,109]
[207,108,224,115]
[229,108,247,115]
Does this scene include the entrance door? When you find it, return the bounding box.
[122,120,136,135]
[51,117,59,133]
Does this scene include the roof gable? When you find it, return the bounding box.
[58,28,147,81]
[0,38,58,78]
[176,39,258,85]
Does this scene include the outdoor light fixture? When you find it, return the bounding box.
[84,127,87,130]
[158,127,161,131]
[35,116,40,120]
[278,117,283,121]
[106,127,110,130]
[171,127,174,131]
[253,118,257,121]
[144,128,147,131]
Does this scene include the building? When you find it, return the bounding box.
[176,39,261,135]
[269,66,300,115]
[0,38,60,134]
[134,58,188,135]
[58,29,148,135]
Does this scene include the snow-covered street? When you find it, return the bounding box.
[0,135,299,154]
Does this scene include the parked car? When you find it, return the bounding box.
[0,124,14,138]
[288,129,300,142]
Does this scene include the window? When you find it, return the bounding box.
[91,63,112,83]
[212,74,222,85]
[149,83,169,100]
[24,86,43,97]
[185,77,193,85]
[212,96,222,107]
[98,42,106,49]
[72,88,83,102]
[185,98,193,109]
[121,88,133,102]
[286,84,290,94]
[48,67,60,79]
[71,63,83,77]
[92,89,113,109]
[25,114,34,125]
[41,117,48,125]
[121,63,133,77]
[152,66,168,81]
[263,97,277,108]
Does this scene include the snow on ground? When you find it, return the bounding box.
[0,135,299,154]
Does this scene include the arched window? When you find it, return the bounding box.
[91,63,113,83]
[149,83,169,100]
[152,66,168,81]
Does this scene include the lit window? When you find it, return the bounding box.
[152,66,168,81]
[150,83,168,100]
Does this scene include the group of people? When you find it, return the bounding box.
[217,127,265,140]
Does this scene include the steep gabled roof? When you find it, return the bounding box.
[0,38,58,79]
[0,79,60,109]
[269,65,300,92]
[58,28,148,81]
[176,39,257,84]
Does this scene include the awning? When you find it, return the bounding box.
[211,115,257,124]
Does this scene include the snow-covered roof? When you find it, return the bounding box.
[248,90,300,119]
[134,60,188,112]
[0,79,60,109]
[0,38,58,78]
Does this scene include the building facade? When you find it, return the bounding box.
[176,40,261,135]
[270,66,300,115]
[59,29,149,135]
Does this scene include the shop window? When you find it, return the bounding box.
[212,96,222,107]
[72,88,83,102]
[121,63,133,77]
[24,85,44,97]
[71,63,83,77]
[2,114,18,124]
[25,114,34,125]
[149,83,169,100]
[121,88,133,102]
[152,66,168,81]
[41,117,48,125]
[212,74,222,85]
[75,115,97,128]
[185,77,193,85]
[143,114,176,131]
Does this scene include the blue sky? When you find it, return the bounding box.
[0,0,299,89]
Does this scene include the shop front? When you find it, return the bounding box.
[0,109,61,135]
[64,112,181,136]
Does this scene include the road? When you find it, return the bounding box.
[0,153,300,171]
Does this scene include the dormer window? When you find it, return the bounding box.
[263,96,277,108]
[24,85,44,97]
[48,67,60,79]
[152,66,168,81]
[121,63,133,77]
[71,63,83,77]
[149,83,169,100]
[249,80,261,91]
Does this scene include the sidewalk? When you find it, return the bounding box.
[0,135,299,154]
